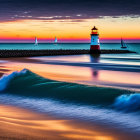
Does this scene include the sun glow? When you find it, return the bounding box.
[0,16,140,42]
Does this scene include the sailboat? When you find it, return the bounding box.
[121,38,127,48]
[34,37,38,46]
[54,37,58,44]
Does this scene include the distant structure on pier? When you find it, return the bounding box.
[90,26,100,53]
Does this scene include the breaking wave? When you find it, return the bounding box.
[0,69,129,106]
[0,69,140,132]
[1,69,140,112]
[113,93,140,112]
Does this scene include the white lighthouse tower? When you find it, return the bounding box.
[90,26,100,53]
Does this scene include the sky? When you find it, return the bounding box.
[0,0,140,43]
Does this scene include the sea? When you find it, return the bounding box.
[0,43,140,53]
[0,43,140,139]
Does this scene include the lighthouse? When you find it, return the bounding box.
[90,26,101,53]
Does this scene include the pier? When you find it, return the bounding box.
[0,49,136,58]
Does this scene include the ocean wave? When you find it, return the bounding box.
[0,69,27,91]
[0,69,130,105]
[113,93,140,112]
[0,69,140,132]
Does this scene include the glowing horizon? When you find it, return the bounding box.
[0,17,140,43]
[0,37,140,43]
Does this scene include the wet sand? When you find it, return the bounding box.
[1,56,140,91]
[0,104,139,140]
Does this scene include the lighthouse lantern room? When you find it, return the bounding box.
[90,26,100,53]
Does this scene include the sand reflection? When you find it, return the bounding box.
[0,55,140,91]
[0,104,134,140]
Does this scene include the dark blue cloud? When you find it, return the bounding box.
[0,0,139,21]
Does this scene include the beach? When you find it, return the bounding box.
[0,43,140,140]
[1,104,140,140]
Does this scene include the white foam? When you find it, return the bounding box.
[0,69,28,91]
[113,93,140,111]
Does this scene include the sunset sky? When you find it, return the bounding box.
[0,0,140,43]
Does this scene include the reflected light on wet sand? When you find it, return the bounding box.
[2,61,140,91]
[0,104,117,140]
[99,70,140,85]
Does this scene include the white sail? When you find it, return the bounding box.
[54,37,57,43]
[35,37,38,45]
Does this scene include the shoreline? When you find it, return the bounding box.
[0,104,139,140]
[0,49,136,58]
[0,55,140,139]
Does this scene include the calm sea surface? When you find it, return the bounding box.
[0,43,140,53]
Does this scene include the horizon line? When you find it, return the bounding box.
[0,38,140,43]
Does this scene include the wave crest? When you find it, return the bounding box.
[0,69,28,91]
[113,93,140,112]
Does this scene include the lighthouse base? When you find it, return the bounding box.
[90,45,101,54]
